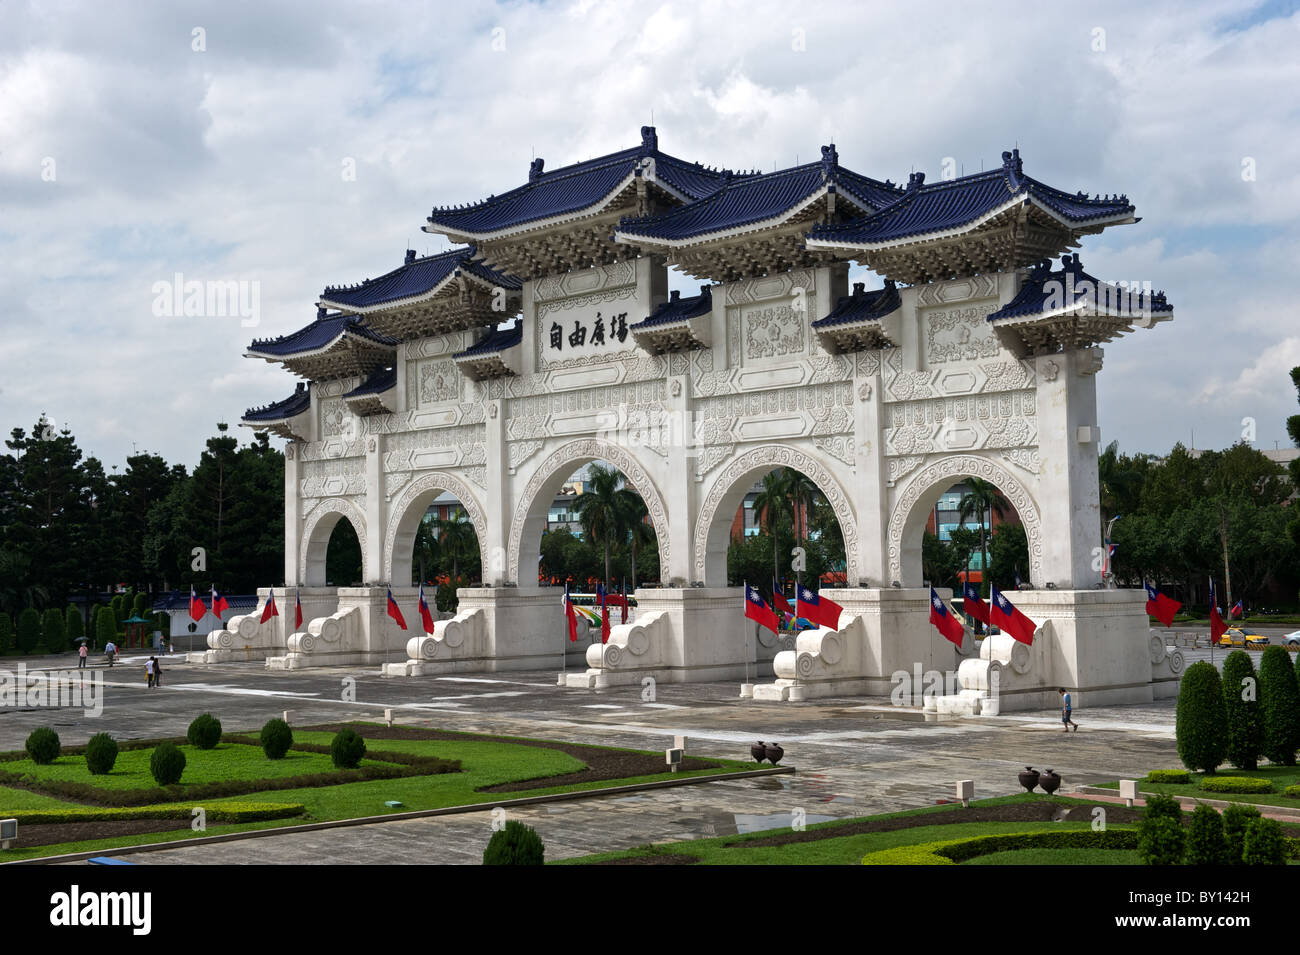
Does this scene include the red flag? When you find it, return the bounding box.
[294,588,303,630]
[189,585,206,622]
[597,584,610,644]
[210,585,230,619]
[619,586,628,625]
[772,580,793,616]
[929,588,965,647]
[796,584,843,630]
[990,586,1036,645]
[386,588,407,630]
[744,584,779,635]
[259,592,279,624]
[1144,581,1182,629]
[962,581,990,625]
[1208,578,1227,644]
[563,586,578,642]
[418,582,435,635]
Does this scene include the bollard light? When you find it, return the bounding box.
[666,748,683,772]
[385,707,394,727]
[1119,779,1138,808]
[0,818,16,850]
[957,780,974,808]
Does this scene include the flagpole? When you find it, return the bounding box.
[744,580,751,690]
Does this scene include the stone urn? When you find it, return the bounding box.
[1038,768,1061,795]
[751,742,767,763]
[764,742,785,765]
[1018,766,1040,793]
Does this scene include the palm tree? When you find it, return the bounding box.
[434,510,476,582]
[784,469,818,545]
[617,491,654,590]
[571,463,627,591]
[751,471,788,585]
[957,478,1007,595]
[412,515,441,586]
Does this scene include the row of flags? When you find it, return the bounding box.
[189,585,233,623]
[745,582,846,634]
[257,589,303,629]
[561,583,630,644]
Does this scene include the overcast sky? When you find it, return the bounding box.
[2,0,1298,471]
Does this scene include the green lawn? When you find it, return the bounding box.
[1096,765,1300,809]
[0,785,80,809]
[963,848,1141,865]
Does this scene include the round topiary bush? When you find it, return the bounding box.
[1183,804,1227,866]
[1142,792,1183,823]
[260,718,293,760]
[483,819,545,865]
[25,727,61,765]
[1137,814,1185,866]
[1145,770,1190,784]
[1200,776,1274,794]
[1258,646,1300,766]
[330,728,366,769]
[1222,803,1261,865]
[187,713,223,750]
[1284,784,1300,798]
[85,733,119,775]
[1176,661,1227,773]
[1242,817,1286,865]
[1222,650,1262,770]
[150,742,186,786]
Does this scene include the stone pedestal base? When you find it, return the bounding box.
[195,587,338,665]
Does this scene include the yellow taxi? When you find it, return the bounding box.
[1220,626,1269,648]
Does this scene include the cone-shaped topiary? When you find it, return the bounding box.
[1183,804,1228,865]
[1142,792,1183,823]
[483,820,545,865]
[41,607,66,654]
[1175,661,1227,773]
[64,606,84,648]
[0,612,12,653]
[1242,817,1285,865]
[187,713,223,750]
[25,727,61,765]
[150,742,186,785]
[1222,803,1261,865]
[1221,650,1262,770]
[260,718,293,759]
[330,728,366,769]
[85,733,119,775]
[16,608,40,654]
[1258,646,1300,766]
[96,604,117,650]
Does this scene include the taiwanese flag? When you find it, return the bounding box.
[929,588,965,647]
[597,584,611,644]
[386,587,407,630]
[962,581,990,626]
[259,592,279,624]
[210,585,230,620]
[744,584,779,635]
[1208,578,1227,644]
[189,585,207,622]
[563,585,578,642]
[418,582,436,635]
[1230,600,1244,620]
[990,586,1036,645]
[797,584,843,630]
[771,581,793,616]
[1143,581,1182,628]
[294,589,303,631]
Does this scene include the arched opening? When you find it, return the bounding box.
[301,501,369,586]
[384,474,487,605]
[325,517,363,586]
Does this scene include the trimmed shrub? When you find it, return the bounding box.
[1138,815,1185,865]
[1258,646,1300,766]
[483,819,545,865]
[96,606,117,650]
[110,595,125,628]
[260,718,293,760]
[1145,770,1190,784]
[1284,784,1300,798]
[1200,776,1273,794]
[25,727,61,765]
[1176,661,1227,773]
[65,606,84,648]
[1183,805,1227,865]
[85,733,119,775]
[187,713,223,750]
[1222,803,1261,864]
[15,607,41,655]
[4,801,304,825]
[132,592,148,618]
[1222,650,1262,770]
[0,612,11,653]
[863,829,1141,865]
[1142,793,1183,823]
[1242,817,1286,865]
[41,607,66,653]
[149,742,186,786]
[330,728,366,769]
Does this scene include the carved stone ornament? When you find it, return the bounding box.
[670,379,682,397]
[858,382,872,402]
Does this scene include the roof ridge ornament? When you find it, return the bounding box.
[641,125,658,153]
[1002,147,1024,191]
[405,249,416,265]
[820,143,838,179]
[529,157,545,182]
[906,171,925,190]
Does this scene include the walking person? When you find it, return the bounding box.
[78,642,88,669]
[152,655,163,688]
[104,640,117,667]
[145,656,155,689]
[1059,687,1078,732]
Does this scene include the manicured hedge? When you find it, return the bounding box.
[1283,784,1300,798]
[861,829,1140,865]
[1176,661,1227,773]
[1222,650,1263,770]
[0,802,305,825]
[1258,646,1300,766]
[1145,770,1190,784]
[1200,776,1274,794]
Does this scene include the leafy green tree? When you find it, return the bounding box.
[957,478,1006,598]
[1175,661,1227,773]
[1258,646,1300,766]
[571,464,629,591]
[987,522,1029,591]
[751,470,789,583]
[617,491,654,590]
[1287,366,1300,547]
[434,510,478,583]
[41,607,66,653]
[412,515,441,586]
[325,518,363,586]
[65,605,84,647]
[1221,650,1262,770]
[15,607,40,654]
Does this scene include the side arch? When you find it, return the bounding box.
[300,497,370,586]
[692,444,860,587]
[507,438,670,586]
[383,471,488,585]
[886,454,1043,588]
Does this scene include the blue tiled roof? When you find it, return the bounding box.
[989,254,1172,320]
[425,127,743,237]
[321,246,520,310]
[454,320,523,358]
[344,366,396,398]
[243,382,311,422]
[812,281,901,328]
[808,149,1135,247]
[248,310,398,356]
[617,146,901,242]
[631,287,713,329]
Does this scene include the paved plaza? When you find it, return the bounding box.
[0,648,1215,865]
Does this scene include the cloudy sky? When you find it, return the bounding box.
[2,0,1298,471]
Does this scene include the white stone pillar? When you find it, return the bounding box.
[364,433,384,585]
[484,397,508,586]
[284,442,301,586]
[853,370,887,586]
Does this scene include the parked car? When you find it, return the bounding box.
[1284,629,1300,648]
[1220,626,1270,648]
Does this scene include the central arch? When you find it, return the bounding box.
[507,438,670,586]
[693,444,859,587]
[383,471,488,585]
[887,454,1043,588]
[301,497,370,586]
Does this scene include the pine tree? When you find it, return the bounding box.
[1221,650,1262,770]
